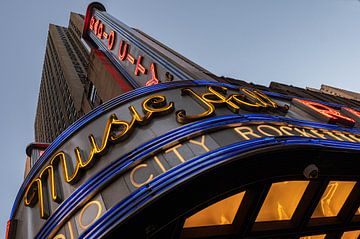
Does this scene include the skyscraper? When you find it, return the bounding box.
[9,3,360,239]
[35,13,90,142]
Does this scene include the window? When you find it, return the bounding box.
[184,191,245,228]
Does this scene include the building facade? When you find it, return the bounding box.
[8,3,360,239]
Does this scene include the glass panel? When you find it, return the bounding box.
[356,207,360,215]
[256,181,309,222]
[300,234,326,239]
[183,191,245,228]
[300,235,326,239]
[341,230,360,239]
[312,181,356,218]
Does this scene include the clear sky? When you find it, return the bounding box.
[1,0,360,236]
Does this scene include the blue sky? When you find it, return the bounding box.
[1,0,360,236]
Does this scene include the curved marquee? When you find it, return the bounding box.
[8,80,360,239]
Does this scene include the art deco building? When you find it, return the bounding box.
[8,3,360,239]
[34,13,90,142]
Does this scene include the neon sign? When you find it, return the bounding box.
[23,85,360,220]
[292,98,356,127]
[88,16,160,86]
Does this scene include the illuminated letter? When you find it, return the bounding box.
[293,127,316,138]
[153,156,167,173]
[279,126,295,136]
[333,132,356,142]
[142,95,174,118]
[145,63,160,86]
[341,107,360,123]
[176,88,215,124]
[201,86,240,113]
[309,129,327,139]
[189,135,210,152]
[107,31,115,50]
[165,144,186,163]
[24,179,49,219]
[89,16,95,30]
[257,125,283,137]
[234,126,261,140]
[242,88,278,108]
[118,40,128,61]
[130,164,154,188]
[292,98,355,127]
[126,54,135,64]
[97,23,104,39]
[78,200,103,230]
[51,151,80,184]
[94,19,100,35]
[134,55,146,75]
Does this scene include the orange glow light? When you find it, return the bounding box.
[184,191,245,228]
[146,63,160,86]
[312,181,356,218]
[126,53,135,64]
[293,99,355,127]
[107,31,115,50]
[256,181,309,222]
[300,234,326,239]
[341,230,360,239]
[97,23,104,39]
[134,55,146,75]
[118,40,128,61]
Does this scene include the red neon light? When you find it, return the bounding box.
[146,63,160,86]
[97,23,104,39]
[343,107,360,118]
[94,19,100,35]
[89,16,95,30]
[107,31,115,50]
[127,54,135,64]
[6,220,10,239]
[118,40,128,61]
[294,99,355,126]
[134,55,146,75]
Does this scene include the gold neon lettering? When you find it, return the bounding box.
[189,135,210,152]
[257,125,283,137]
[153,156,166,173]
[39,165,61,203]
[24,95,174,218]
[53,234,66,239]
[293,127,316,138]
[130,164,154,188]
[176,88,215,124]
[309,129,327,139]
[279,126,295,136]
[165,144,186,163]
[78,200,103,230]
[333,132,356,142]
[348,134,360,142]
[322,130,344,141]
[51,151,80,183]
[201,86,240,113]
[241,88,278,108]
[234,126,262,140]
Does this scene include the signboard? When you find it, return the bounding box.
[9,80,360,238]
[82,3,217,88]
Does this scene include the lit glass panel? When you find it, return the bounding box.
[312,181,356,218]
[356,207,360,215]
[183,191,245,228]
[256,181,309,222]
[300,235,326,239]
[341,230,360,239]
